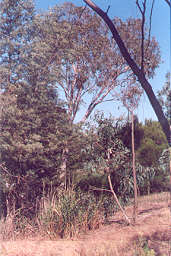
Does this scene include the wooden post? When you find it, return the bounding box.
[131,111,138,224]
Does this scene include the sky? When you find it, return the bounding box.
[35,0,170,123]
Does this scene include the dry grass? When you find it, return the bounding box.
[0,192,170,256]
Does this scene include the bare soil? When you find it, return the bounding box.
[0,192,170,256]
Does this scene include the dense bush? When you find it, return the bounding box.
[0,84,71,218]
[150,148,170,193]
[36,189,116,238]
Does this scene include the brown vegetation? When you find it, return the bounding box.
[0,192,169,256]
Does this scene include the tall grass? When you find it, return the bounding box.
[0,188,116,240]
[36,189,107,239]
[0,191,168,241]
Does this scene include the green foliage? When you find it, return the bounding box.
[150,148,170,192]
[79,115,167,199]
[0,84,70,217]
[117,116,144,151]
[0,0,166,227]
[0,0,35,90]
[133,236,156,256]
[37,190,109,238]
[79,115,132,201]
[157,72,171,124]
[136,120,168,167]
[29,3,161,123]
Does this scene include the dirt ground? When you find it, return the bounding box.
[0,192,170,256]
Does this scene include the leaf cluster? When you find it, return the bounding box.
[157,72,171,123]
[136,120,168,167]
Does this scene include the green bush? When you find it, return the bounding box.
[37,190,108,238]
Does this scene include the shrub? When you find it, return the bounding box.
[36,189,106,238]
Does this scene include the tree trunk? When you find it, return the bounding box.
[131,111,138,224]
[147,183,150,195]
[83,0,170,144]
[60,146,69,190]
[169,137,171,217]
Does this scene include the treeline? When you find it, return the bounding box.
[0,0,169,237]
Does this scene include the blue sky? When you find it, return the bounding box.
[35,0,170,123]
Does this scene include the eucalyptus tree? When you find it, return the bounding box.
[83,0,170,144]
[82,114,131,223]
[30,3,160,189]
[32,3,160,124]
[31,3,124,123]
[26,3,160,190]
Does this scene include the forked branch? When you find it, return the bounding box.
[83,0,170,144]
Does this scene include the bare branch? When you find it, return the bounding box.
[89,185,112,193]
[164,0,170,7]
[106,5,110,14]
[83,0,170,144]
[147,0,155,49]
[136,0,147,72]
[81,81,116,122]
[136,0,143,14]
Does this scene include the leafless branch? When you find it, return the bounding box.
[100,98,116,103]
[148,0,155,42]
[164,0,170,7]
[89,185,112,193]
[145,0,155,60]
[106,5,110,14]
[136,0,143,14]
[81,81,115,122]
[136,0,147,72]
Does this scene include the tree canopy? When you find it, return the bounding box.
[0,0,169,221]
[83,0,170,144]
[29,3,160,124]
[136,120,168,167]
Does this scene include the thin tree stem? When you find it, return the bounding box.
[131,111,138,224]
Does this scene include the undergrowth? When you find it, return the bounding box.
[0,189,117,240]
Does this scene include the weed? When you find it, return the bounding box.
[133,236,156,256]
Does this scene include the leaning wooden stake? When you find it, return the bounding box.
[107,174,131,225]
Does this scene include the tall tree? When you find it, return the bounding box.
[0,0,35,90]
[30,3,158,189]
[0,84,70,217]
[83,0,170,144]
[0,0,36,217]
[32,3,160,124]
